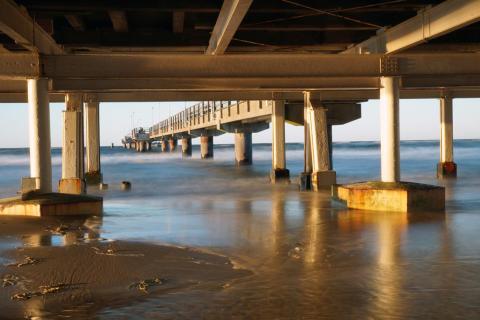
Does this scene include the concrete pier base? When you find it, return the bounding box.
[201,136,213,159]
[299,172,312,191]
[169,138,177,152]
[59,178,86,195]
[161,140,168,152]
[0,193,102,217]
[270,168,290,183]
[235,132,252,166]
[311,170,337,191]
[437,161,457,178]
[181,137,192,157]
[333,181,445,212]
[85,171,103,185]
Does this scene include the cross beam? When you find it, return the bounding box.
[205,0,253,55]
[0,0,63,54]
[344,0,480,54]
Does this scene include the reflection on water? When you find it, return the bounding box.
[20,216,104,247]
[1,141,480,318]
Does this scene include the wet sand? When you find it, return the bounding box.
[0,217,250,319]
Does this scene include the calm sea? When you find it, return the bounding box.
[1,140,480,319]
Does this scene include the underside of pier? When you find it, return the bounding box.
[1,0,480,213]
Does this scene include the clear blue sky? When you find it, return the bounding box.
[0,98,479,148]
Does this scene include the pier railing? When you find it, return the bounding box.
[150,100,272,138]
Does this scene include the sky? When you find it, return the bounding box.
[0,98,479,148]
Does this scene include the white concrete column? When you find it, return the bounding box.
[271,100,286,170]
[27,78,52,193]
[437,95,457,178]
[440,95,454,163]
[309,106,330,173]
[84,95,102,184]
[61,93,84,180]
[380,77,400,183]
[234,132,252,166]
[303,92,312,174]
[306,101,336,190]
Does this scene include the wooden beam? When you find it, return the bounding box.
[0,0,62,54]
[108,10,128,32]
[172,11,185,33]
[65,14,85,32]
[205,0,253,55]
[344,0,480,54]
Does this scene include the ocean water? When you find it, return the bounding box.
[1,140,480,319]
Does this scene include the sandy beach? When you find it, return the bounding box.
[0,217,251,319]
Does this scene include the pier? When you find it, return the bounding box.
[2,1,480,318]
[0,0,479,213]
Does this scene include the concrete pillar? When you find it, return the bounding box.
[308,104,336,190]
[300,92,313,190]
[181,137,192,157]
[59,93,85,194]
[27,78,52,193]
[270,100,290,182]
[146,141,151,151]
[380,77,400,183]
[84,96,102,184]
[200,136,214,159]
[161,140,168,152]
[168,138,177,152]
[234,132,252,166]
[438,95,457,178]
[327,124,333,170]
[138,141,145,152]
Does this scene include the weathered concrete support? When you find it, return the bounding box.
[270,100,290,183]
[308,104,336,190]
[146,141,152,152]
[138,141,145,152]
[300,93,312,190]
[200,136,214,159]
[181,137,192,157]
[84,95,102,184]
[380,77,400,183]
[26,78,52,193]
[59,93,85,194]
[437,95,457,178]
[168,138,177,152]
[161,140,168,152]
[234,131,252,166]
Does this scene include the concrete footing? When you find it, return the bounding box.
[437,161,457,178]
[311,170,336,191]
[58,178,86,195]
[234,132,252,166]
[161,140,168,152]
[333,181,445,212]
[270,169,290,183]
[85,171,103,185]
[0,193,103,217]
[201,136,213,159]
[181,137,192,157]
[299,172,312,191]
[169,138,177,152]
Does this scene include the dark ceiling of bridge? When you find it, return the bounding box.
[3,0,477,53]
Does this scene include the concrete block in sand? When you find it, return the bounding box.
[0,193,103,217]
[332,181,445,212]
